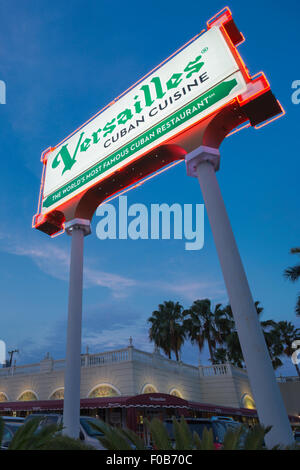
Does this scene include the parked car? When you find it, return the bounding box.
[212,416,235,423]
[0,422,23,449]
[1,416,25,425]
[24,413,106,450]
[164,417,245,449]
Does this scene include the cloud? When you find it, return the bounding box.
[82,320,152,353]
[13,301,152,364]
[1,236,138,298]
[0,233,225,303]
[84,266,137,298]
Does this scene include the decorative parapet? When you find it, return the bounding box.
[277,376,300,383]
[131,348,199,377]
[0,363,41,377]
[0,347,199,378]
[81,348,130,367]
[198,363,248,378]
[40,353,54,373]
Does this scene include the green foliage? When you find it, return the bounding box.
[184,299,223,364]
[119,427,146,450]
[284,247,300,316]
[3,417,62,450]
[1,416,299,450]
[40,435,94,450]
[89,419,141,450]
[88,417,295,451]
[193,426,215,450]
[171,416,193,450]
[149,297,299,373]
[222,426,245,450]
[145,418,173,450]
[0,416,92,450]
[148,301,186,361]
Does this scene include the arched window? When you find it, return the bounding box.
[18,390,38,401]
[170,389,183,398]
[0,392,8,402]
[241,393,255,409]
[88,384,120,398]
[142,384,157,394]
[49,388,64,400]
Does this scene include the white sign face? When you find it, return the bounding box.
[42,26,247,212]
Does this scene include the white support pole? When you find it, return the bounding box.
[63,218,91,438]
[186,146,294,448]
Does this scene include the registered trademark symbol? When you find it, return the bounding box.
[201,47,208,54]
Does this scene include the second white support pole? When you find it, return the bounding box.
[63,219,91,438]
[186,146,293,448]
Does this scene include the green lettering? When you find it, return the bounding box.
[184,55,204,78]
[117,108,133,125]
[166,73,183,90]
[92,128,101,144]
[80,138,91,152]
[151,77,165,99]
[140,84,154,107]
[103,119,116,138]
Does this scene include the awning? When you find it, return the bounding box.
[188,401,258,417]
[0,393,299,423]
[0,393,190,412]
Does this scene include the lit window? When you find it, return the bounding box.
[242,394,255,409]
[49,388,64,400]
[170,389,182,398]
[18,391,37,401]
[0,392,7,402]
[142,385,157,394]
[89,385,119,398]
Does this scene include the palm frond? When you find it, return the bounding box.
[145,418,172,450]
[8,417,61,450]
[193,426,215,450]
[222,425,246,450]
[296,293,300,317]
[284,265,300,282]
[243,424,270,450]
[172,416,193,450]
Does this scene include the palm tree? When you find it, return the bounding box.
[260,319,283,370]
[148,301,185,361]
[275,321,300,377]
[214,304,234,341]
[213,347,229,364]
[148,308,172,359]
[284,247,300,316]
[213,303,244,367]
[217,302,283,370]
[183,299,222,363]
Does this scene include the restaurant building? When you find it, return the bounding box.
[0,342,299,432]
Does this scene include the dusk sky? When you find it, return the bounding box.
[0,0,299,375]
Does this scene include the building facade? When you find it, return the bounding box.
[0,346,253,406]
[0,344,298,428]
